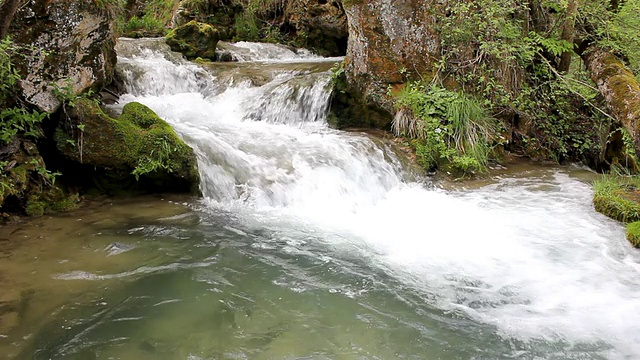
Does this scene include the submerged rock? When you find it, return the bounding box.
[55,99,199,193]
[165,20,219,61]
[9,0,117,113]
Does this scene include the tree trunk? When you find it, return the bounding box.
[0,0,22,40]
[558,0,578,73]
[583,46,640,158]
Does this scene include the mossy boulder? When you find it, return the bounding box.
[55,99,199,193]
[593,176,640,223]
[165,20,219,60]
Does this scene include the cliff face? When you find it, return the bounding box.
[9,0,117,113]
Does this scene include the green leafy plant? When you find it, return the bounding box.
[0,107,48,145]
[392,82,498,175]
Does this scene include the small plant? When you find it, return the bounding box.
[391,82,498,175]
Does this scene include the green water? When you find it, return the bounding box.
[0,168,630,359]
[0,197,500,360]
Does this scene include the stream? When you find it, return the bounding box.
[1,38,640,360]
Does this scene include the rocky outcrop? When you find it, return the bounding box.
[338,0,442,127]
[9,0,117,113]
[54,100,199,193]
[0,138,78,216]
[166,20,219,60]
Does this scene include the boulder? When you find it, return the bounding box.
[55,99,199,193]
[9,0,117,113]
[340,0,442,125]
[165,20,219,60]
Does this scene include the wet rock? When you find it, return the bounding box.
[9,0,117,113]
[54,99,199,193]
[165,20,219,61]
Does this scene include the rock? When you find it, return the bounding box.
[9,0,117,113]
[339,0,442,126]
[55,99,199,193]
[165,20,219,61]
[284,0,348,56]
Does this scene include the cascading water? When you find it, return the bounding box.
[4,38,640,359]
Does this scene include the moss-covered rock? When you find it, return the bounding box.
[593,176,640,223]
[55,99,199,193]
[0,139,78,217]
[165,20,219,60]
[626,221,640,247]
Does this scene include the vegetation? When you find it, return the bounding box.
[380,0,639,176]
[593,175,640,223]
[391,82,499,176]
[116,0,180,37]
[626,221,640,247]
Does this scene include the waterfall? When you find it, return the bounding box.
[110,38,640,359]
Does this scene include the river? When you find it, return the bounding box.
[1,38,639,360]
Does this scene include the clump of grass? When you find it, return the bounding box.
[391,82,498,176]
[626,221,640,247]
[593,175,640,223]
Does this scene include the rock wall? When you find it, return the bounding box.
[9,0,117,113]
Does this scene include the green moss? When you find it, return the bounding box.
[165,21,219,60]
[626,221,640,247]
[50,193,80,213]
[593,175,640,222]
[25,199,46,217]
[56,99,199,190]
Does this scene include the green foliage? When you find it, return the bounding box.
[626,221,640,247]
[593,175,640,223]
[25,199,46,217]
[587,0,640,71]
[116,0,179,37]
[124,14,166,36]
[0,37,20,105]
[0,108,48,145]
[392,82,498,175]
[233,10,260,41]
